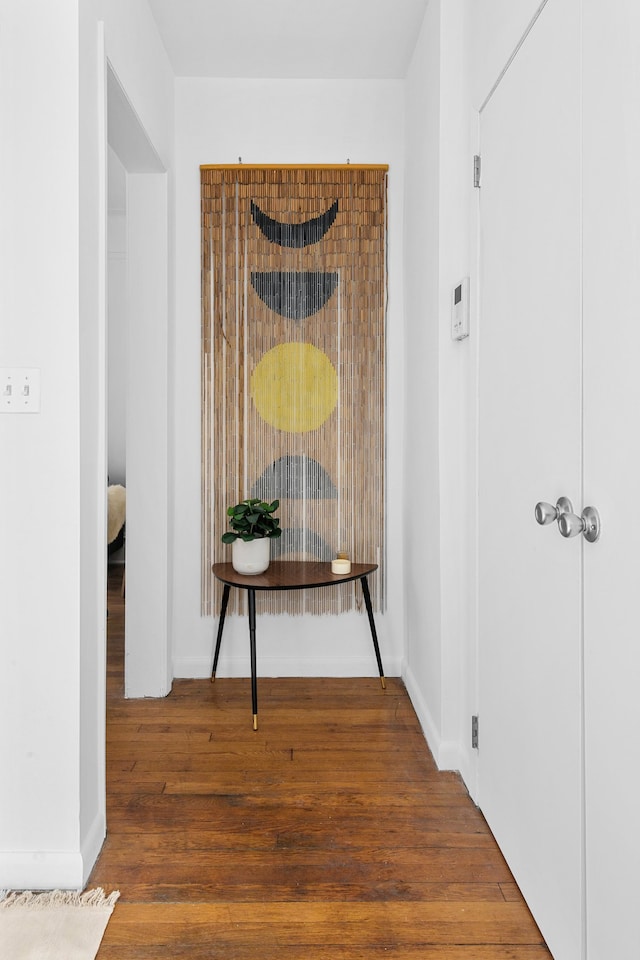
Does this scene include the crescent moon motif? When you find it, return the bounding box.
[251,199,338,248]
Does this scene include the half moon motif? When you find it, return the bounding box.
[251,199,338,248]
[251,271,338,320]
[251,455,338,501]
[271,528,334,561]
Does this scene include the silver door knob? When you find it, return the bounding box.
[558,506,601,543]
[535,497,574,526]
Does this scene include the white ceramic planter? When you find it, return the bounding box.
[231,537,270,575]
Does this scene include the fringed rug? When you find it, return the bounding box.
[0,888,119,960]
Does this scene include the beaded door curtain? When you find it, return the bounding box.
[201,165,387,616]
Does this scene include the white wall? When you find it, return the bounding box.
[470,0,549,106]
[79,0,109,884]
[172,78,406,680]
[402,0,475,781]
[104,33,174,700]
[125,171,172,697]
[0,0,173,890]
[436,0,474,782]
[98,0,174,170]
[107,151,128,486]
[402,0,545,785]
[402,0,444,752]
[0,0,86,890]
[0,0,104,886]
[0,0,553,891]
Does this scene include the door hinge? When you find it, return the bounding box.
[471,715,479,749]
[473,154,481,188]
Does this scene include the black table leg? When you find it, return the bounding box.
[248,588,258,730]
[211,584,230,681]
[360,576,386,689]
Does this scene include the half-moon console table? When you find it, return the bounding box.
[211,560,385,730]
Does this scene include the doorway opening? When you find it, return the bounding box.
[106,62,171,699]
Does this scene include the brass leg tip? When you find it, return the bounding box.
[211,676,216,683]
[380,677,386,690]
[253,715,258,731]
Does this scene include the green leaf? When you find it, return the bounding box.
[223,497,280,543]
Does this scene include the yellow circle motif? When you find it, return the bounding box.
[251,342,338,433]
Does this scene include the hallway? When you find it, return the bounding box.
[92,567,550,958]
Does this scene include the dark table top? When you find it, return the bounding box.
[211,560,378,591]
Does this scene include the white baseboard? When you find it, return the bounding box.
[0,812,105,891]
[455,743,479,802]
[403,663,466,774]
[173,654,403,680]
[81,811,106,887]
[0,851,85,891]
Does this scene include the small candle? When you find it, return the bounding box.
[331,558,351,574]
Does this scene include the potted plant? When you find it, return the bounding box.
[221,498,282,574]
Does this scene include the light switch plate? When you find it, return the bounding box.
[0,368,41,413]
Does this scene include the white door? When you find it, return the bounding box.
[582,2,640,956]
[477,2,584,958]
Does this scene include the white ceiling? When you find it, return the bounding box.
[146,0,429,79]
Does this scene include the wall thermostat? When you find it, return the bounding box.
[451,277,470,341]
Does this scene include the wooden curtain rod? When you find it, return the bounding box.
[200,164,389,171]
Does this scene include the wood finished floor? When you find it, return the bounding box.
[93,566,551,959]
